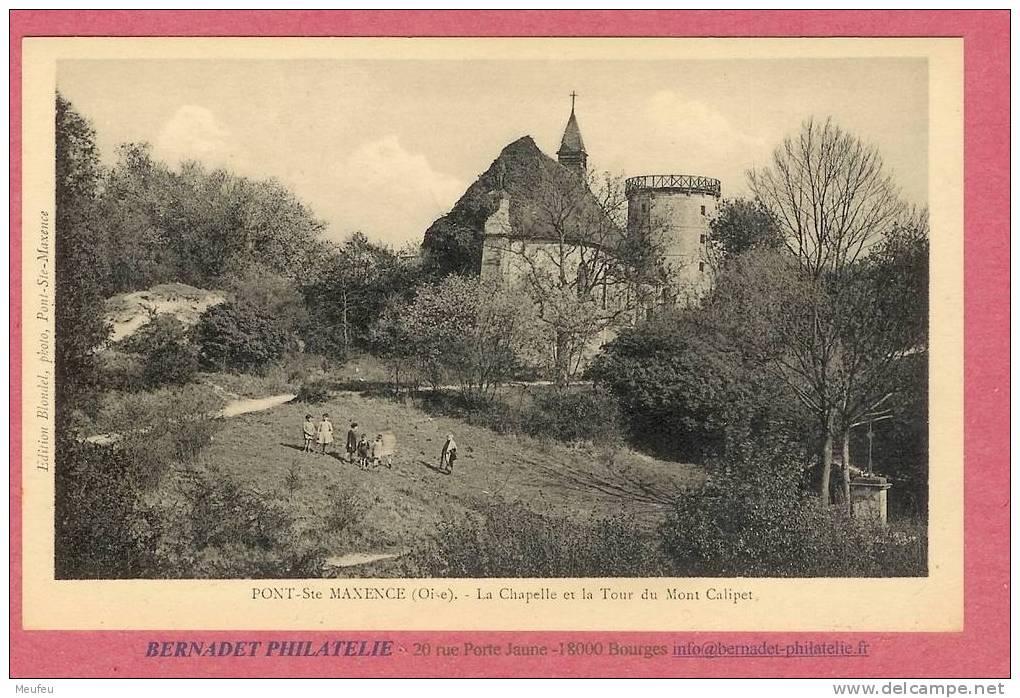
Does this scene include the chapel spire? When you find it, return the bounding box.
[557,92,588,176]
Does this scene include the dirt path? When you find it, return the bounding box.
[218,393,296,418]
[85,392,297,443]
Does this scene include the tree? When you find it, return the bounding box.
[55,93,110,431]
[193,301,288,372]
[372,275,542,399]
[97,143,329,294]
[708,197,784,263]
[741,119,913,503]
[301,232,421,357]
[829,217,929,509]
[748,117,905,282]
[495,170,672,383]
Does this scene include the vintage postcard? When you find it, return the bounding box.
[10,10,1009,679]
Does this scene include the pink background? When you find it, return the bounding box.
[9,10,1010,678]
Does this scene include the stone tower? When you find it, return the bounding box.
[625,174,722,301]
[556,93,588,176]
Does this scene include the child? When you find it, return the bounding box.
[370,433,392,469]
[301,414,316,453]
[356,433,370,470]
[440,433,457,474]
[317,413,334,455]
[346,422,359,463]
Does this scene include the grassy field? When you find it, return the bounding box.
[180,388,702,577]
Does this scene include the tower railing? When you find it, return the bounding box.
[625,174,721,197]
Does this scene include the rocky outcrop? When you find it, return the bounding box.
[105,282,226,343]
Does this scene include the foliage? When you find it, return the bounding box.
[295,380,331,403]
[225,263,309,337]
[301,232,421,358]
[659,445,925,577]
[116,315,190,355]
[708,197,784,262]
[96,143,329,295]
[525,387,624,446]
[91,385,225,484]
[419,385,624,446]
[409,501,666,577]
[193,301,288,372]
[322,484,370,536]
[143,338,201,388]
[96,349,147,392]
[147,468,327,579]
[55,93,111,432]
[55,439,160,579]
[588,304,806,461]
[372,275,543,398]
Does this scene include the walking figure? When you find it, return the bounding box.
[439,433,457,474]
[317,413,334,455]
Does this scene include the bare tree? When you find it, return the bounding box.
[492,169,673,383]
[748,118,905,282]
[741,118,916,504]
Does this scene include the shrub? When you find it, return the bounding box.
[97,349,147,391]
[194,301,288,372]
[295,380,331,403]
[143,340,200,388]
[408,501,666,577]
[148,468,326,579]
[587,310,809,461]
[116,315,190,355]
[323,484,369,536]
[658,446,925,577]
[526,386,623,445]
[92,386,225,485]
[55,439,160,579]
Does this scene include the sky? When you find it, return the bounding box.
[57,57,928,249]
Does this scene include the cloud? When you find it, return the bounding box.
[153,105,249,171]
[639,91,771,196]
[327,135,465,247]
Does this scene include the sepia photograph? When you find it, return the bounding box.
[48,52,935,583]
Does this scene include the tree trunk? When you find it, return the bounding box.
[554,330,570,386]
[842,427,853,516]
[340,287,349,349]
[820,409,835,505]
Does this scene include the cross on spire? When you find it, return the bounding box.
[570,90,578,112]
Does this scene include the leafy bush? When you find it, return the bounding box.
[143,339,200,388]
[417,386,623,446]
[295,380,331,403]
[323,484,369,536]
[145,468,326,579]
[96,349,147,391]
[525,386,623,445]
[92,386,225,485]
[408,501,666,577]
[55,439,160,579]
[588,309,808,461]
[658,445,926,577]
[116,315,191,355]
[194,301,288,372]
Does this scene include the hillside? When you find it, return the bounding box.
[420,136,614,275]
[183,388,702,577]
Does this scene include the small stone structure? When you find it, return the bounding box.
[850,475,892,526]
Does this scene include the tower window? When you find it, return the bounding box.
[700,205,706,216]
[699,262,705,272]
[699,234,706,244]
